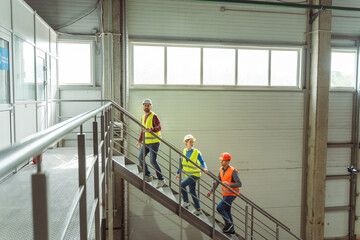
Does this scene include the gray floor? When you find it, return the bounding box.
[0,147,98,240]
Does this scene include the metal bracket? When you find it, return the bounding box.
[309,7,325,24]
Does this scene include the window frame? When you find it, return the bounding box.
[330,48,357,91]
[130,42,303,90]
[58,39,94,86]
[0,30,11,107]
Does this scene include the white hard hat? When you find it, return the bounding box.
[184,134,196,142]
[142,98,152,105]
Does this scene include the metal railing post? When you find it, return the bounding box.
[212,190,216,239]
[93,117,100,240]
[197,178,200,201]
[169,148,172,189]
[251,206,254,240]
[245,204,249,240]
[78,126,87,240]
[142,130,146,191]
[108,107,114,240]
[100,113,106,239]
[178,155,182,217]
[276,225,280,240]
[32,154,49,240]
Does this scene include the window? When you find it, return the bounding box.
[58,41,92,85]
[14,36,35,101]
[271,50,298,86]
[131,43,301,88]
[37,51,46,101]
[203,48,235,85]
[133,46,164,84]
[167,47,200,85]
[238,49,269,86]
[331,50,356,88]
[0,38,10,104]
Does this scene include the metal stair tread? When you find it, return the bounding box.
[125,164,139,174]
[112,155,124,166]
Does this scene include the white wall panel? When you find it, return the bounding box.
[50,30,57,55]
[326,148,351,175]
[332,1,360,35]
[324,211,349,238]
[15,103,37,142]
[37,104,46,132]
[35,16,50,53]
[12,0,35,44]
[59,88,101,147]
[328,92,353,143]
[127,0,306,44]
[325,179,350,207]
[0,111,11,150]
[128,89,304,235]
[0,0,11,31]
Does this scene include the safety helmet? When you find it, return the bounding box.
[142,98,152,105]
[183,134,196,142]
[219,152,231,161]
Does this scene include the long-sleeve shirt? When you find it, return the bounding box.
[210,165,242,193]
[138,113,161,142]
[177,148,207,174]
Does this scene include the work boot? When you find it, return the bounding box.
[182,201,190,208]
[223,223,234,233]
[144,175,153,182]
[156,179,165,188]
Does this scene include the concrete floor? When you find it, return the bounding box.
[0,147,98,240]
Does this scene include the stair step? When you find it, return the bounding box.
[125,164,139,175]
[112,155,124,166]
[161,187,176,201]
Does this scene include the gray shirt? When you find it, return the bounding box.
[210,165,242,193]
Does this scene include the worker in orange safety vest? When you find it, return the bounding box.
[207,152,242,235]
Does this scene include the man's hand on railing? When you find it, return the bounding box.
[203,168,209,174]
[206,191,212,198]
[145,128,152,132]
[176,174,179,180]
[136,142,140,148]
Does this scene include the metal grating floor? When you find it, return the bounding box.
[0,147,98,240]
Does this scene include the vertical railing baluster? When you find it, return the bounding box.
[108,107,114,240]
[100,113,106,239]
[178,155,182,217]
[142,130,146,191]
[251,206,254,240]
[197,178,200,202]
[93,117,100,240]
[245,204,249,240]
[212,190,216,239]
[169,148,172,189]
[276,225,280,240]
[32,153,49,240]
[78,125,87,240]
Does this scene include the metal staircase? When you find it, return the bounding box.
[0,100,303,240]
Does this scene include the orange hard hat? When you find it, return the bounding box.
[220,152,231,161]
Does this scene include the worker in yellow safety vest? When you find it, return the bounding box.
[136,98,165,189]
[207,152,242,235]
[176,134,208,216]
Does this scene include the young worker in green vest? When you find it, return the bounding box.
[137,98,165,189]
[176,134,208,215]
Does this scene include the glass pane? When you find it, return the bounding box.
[37,52,46,101]
[238,49,268,86]
[271,50,298,86]
[203,48,235,85]
[50,57,57,99]
[331,51,356,88]
[167,47,200,85]
[0,38,10,104]
[14,37,35,101]
[59,42,91,85]
[133,46,164,84]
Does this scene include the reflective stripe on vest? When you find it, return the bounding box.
[220,166,240,197]
[141,112,161,144]
[182,148,201,177]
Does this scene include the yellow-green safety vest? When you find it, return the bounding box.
[182,148,201,177]
[141,112,161,144]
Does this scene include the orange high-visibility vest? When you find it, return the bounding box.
[220,166,240,197]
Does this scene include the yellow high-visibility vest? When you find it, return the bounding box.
[182,148,201,177]
[141,112,161,144]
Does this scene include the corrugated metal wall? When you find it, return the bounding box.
[127,0,307,44]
